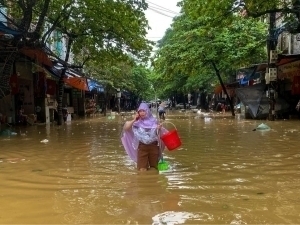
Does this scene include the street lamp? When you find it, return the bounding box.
[116,88,121,113]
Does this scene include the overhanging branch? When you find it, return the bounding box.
[245,7,296,18]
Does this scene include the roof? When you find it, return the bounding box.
[277,54,300,66]
[19,47,53,67]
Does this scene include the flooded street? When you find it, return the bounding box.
[1,111,300,224]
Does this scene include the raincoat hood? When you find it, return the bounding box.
[133,103,157,129]
[121,102,167,163]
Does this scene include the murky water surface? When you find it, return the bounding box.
[1,111,300,224]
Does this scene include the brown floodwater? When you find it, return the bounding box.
[0,110,300,224]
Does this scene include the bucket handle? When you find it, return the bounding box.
[161,121,177,130]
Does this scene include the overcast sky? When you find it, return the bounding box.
[145,0,181,42]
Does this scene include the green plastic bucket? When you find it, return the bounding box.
[158,158,169,171]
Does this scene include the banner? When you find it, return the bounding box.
[278,60,300,80]
[35,72,46,96]
[9,73,19,95]
[291,76,300,95]
[46,79,56,95]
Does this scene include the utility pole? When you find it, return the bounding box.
[266,12,277,121]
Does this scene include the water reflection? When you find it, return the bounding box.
[0,112,300,224]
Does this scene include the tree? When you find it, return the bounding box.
[180,0,300,33]
[130,65,152,100]
[84,51,134,115]
[2,0,152,124]
[153,12,267,115]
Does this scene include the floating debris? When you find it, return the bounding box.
[0,129,18,136]
[253,123,270,131]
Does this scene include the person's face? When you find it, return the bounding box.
[138,109,146,119]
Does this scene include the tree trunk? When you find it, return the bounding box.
[267,12,277,121]
[34,0,51,37]
[41,2,73,43]
[57,37,73,125]
[210,61,235,116]
[20,6,33,33]
[103,91,107,116]
[57,74,64,125]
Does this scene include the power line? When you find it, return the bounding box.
[148,5,179,15]
[148,7,175,18]
[146,0,180,15]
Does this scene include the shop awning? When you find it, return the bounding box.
[0,22,22,37]
[19,47,53,67]
[87,79,104,92]
[64,77,89,91]
[236,83,289,119]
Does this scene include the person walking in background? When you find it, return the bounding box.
[158,102,166,120]
[296,100,300,119]
[121,103,166,172]
[62,105,69,123]
[18,106,28,125]
[221,103,226,114]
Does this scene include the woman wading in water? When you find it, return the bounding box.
[121,103,166,172]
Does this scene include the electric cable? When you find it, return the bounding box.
[146,0,180,15]
[148,5,179,15]
[147,7,176,18]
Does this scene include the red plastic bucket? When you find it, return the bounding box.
[160,122,182,150]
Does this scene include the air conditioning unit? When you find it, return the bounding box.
[269,68,277,81]
[270,50,278,63]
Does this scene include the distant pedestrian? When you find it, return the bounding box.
[158,103,166,120]
[296,100,300,119]
[221,103,226,113]
[62,105,69,122]
[296,100,300,111]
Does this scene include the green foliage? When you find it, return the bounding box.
[84,53,152,101]
[3,0,152,63]
[2,0,154,98]
[130,65,152,99]
[152,7,267,97]
[84,52,134,91]
[180,0,300,33]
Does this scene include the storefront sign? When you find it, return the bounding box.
[277,60,300,80]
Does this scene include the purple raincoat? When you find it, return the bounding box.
[121,103,167,162]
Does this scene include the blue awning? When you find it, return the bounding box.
[87,79,104,93]
[0,22,22,36]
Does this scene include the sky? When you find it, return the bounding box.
[144,0,181,43]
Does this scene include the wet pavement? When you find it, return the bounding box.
[0,110,300,224]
